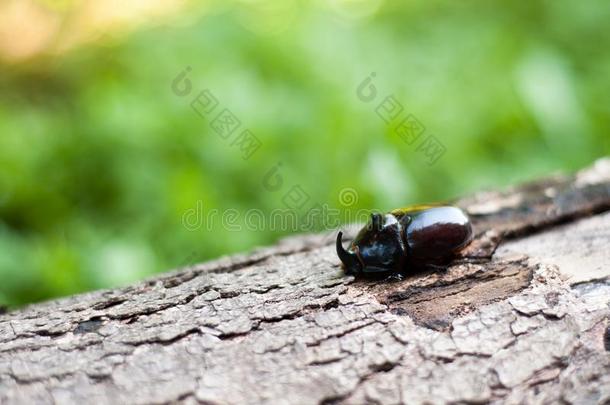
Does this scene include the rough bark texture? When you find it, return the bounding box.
[2,159,610,405]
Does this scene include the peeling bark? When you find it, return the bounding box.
[1,159,610,405]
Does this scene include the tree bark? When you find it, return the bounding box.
[1,159,610,405]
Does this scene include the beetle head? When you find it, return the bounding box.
[336,212,406,274]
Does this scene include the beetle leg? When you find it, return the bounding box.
[424,263,448,273]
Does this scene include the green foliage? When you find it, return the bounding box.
[1,0,609,306]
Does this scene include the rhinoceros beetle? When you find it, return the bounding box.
[336,205,473,276]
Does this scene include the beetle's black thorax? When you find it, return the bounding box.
[347,213,407,274]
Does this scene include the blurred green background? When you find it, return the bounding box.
[1,0,609,307]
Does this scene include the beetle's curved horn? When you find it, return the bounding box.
[336,232,360,273]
